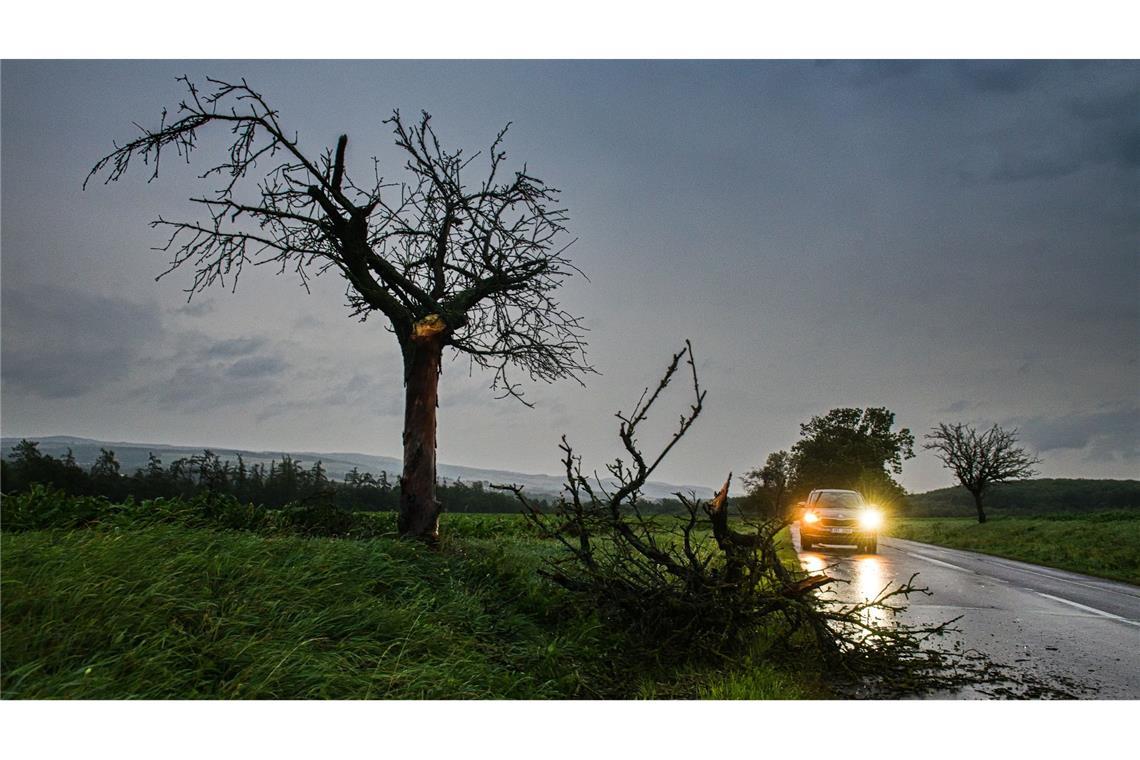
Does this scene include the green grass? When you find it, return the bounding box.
[1,512,819,699]
[887,513,1140,585]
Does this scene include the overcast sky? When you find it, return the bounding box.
[2,60,1137,492]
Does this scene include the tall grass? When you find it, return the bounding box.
[1,509,816,699]
[3,524,594,698]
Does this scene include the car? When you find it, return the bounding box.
[798,488,882,554]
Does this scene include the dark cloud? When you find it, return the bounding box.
[203,337,268,359]
[292,314,322,331]
[845,60,923,87]
[987,129,1140,182]
[1067,90,1140,122]
[226,355,286,379]
[150,362,277,411]
[954,61,1043,93]
[1,285,161,399]
[1008,406,1139,461]
[1110,127,1140,167]
[965,79,1140,183]
[255,370,403,422]
[126,334,290,412]
[936,400,976,415]
[173,299,216,318]
[989,151,1085,183]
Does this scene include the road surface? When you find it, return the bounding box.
[792,526,1140,698]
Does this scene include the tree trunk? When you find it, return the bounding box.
[971,489,987,524]
[398,322,445,541]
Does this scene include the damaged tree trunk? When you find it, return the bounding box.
[398,316,447,541]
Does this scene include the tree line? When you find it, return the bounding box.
[0,440,530,514]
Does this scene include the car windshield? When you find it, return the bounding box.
[814,492,863,508]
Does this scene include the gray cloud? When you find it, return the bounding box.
[997,137,1139,183]
[962,84,1140,183]
[226,355,287,379]
[1067,90,1140,123]
[1008,406,1139,461]
[150,362,277,411]
[203,337,268,359]
[1105,126,1140,168]
[173,299,216,318]
[122,332,291,412]
[989,151,1085,183]
[255,370,403,422]
[1,285,161,399]
[845,60,923,87]
[292,314,322,331]
[954,61,1043,93]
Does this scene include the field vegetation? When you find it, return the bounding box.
[887,513,1140,585]
[0,488,820,699]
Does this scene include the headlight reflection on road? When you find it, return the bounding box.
[855,556,889,628]
[800,553,827,574]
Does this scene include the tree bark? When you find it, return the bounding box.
[971,489,987,524]
[398,319,446,541]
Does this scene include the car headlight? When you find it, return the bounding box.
[803,511,820,524]
[859,509,883,530]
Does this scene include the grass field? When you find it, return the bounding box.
[1,507,820,699]
[886,513,1140,585]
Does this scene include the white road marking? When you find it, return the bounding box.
[905,551,972,573]
[994,562,1140,599]
[1036,592,1140,626]
[889,538,1140,600]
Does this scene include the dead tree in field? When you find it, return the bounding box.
[86,77,591,541]
[924,422,1040,523]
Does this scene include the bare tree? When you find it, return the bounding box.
[924,422,1040,523]
[86,77,591,541]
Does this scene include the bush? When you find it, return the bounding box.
[1,485,110,531]
[0,484,407,542]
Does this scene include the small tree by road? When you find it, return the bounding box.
[86,77,592,542]
[742,450,794,517]
[923,423,1040,523]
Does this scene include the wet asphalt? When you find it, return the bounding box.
[792,526,1140,699]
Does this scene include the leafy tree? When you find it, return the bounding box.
[7,440,49,489]
[132,453,170,499]
[90,448,127,500]
[308,460,328,490]
[742,450,794,517]
[87,77,591,541]
[923,422,1040,523]
[4,440,89,495]
[790,407,915,504]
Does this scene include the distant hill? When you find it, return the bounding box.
[903,478,1140,517]
[0,435,715,502]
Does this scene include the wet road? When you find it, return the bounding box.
[792,526,1140,698]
